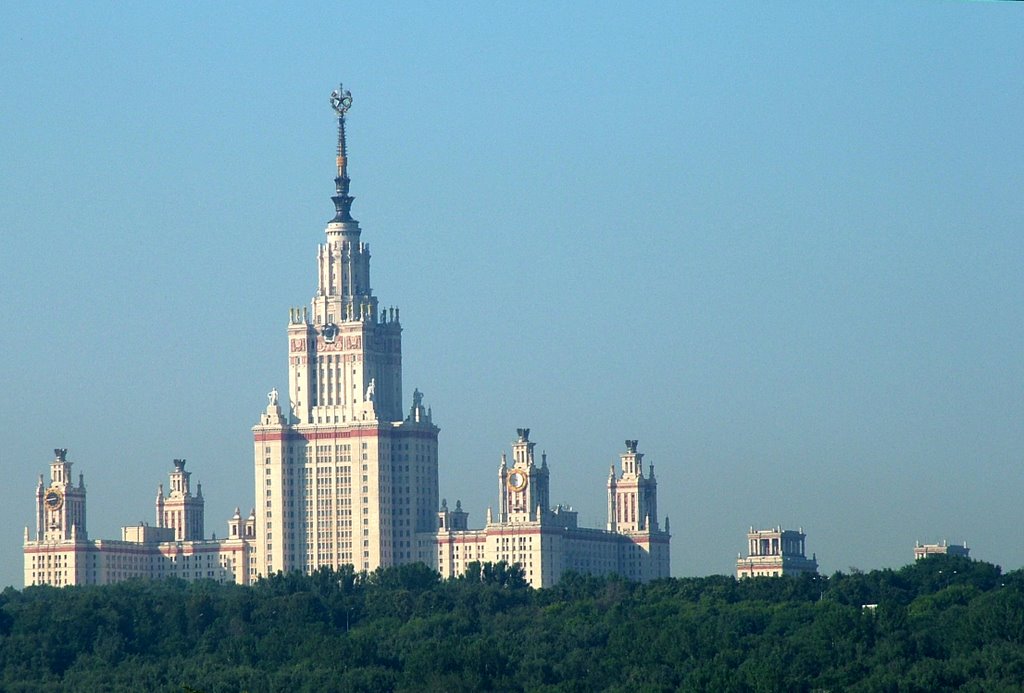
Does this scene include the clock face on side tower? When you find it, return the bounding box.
[44,489,63,510]
[507,470,527,492]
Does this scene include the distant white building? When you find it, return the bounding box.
[914,540,969,560]
[24,449,255,587]
[736,526,818,578]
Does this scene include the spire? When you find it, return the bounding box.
[329,84,356,223]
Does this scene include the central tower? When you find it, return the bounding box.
[253,85,439,577]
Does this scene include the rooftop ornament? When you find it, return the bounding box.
[330,85,353,116]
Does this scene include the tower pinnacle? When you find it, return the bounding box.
[329,83,356,223]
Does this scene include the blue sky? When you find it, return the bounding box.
[1,2,1021,588]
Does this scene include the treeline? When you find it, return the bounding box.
[1,556,1023,691]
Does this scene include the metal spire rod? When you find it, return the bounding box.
[329,84,356,223]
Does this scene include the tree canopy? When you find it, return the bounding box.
[1,556,1022,691]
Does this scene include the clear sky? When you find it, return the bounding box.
[1,2,1021,588]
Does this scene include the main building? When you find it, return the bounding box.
[26,85,671,589]
[251,85,441,577]
[250,85,670,586]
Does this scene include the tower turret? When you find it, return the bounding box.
[499,428,550,523]
[609,440,659,533]
[287,84,404,426]
[39,448,87,542]
[157,459,205,541]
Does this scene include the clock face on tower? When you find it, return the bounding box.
[44,489,63,510]
[322,323,339,343]
[507,470,527,492]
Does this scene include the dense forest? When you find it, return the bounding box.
[1,556,1022,692]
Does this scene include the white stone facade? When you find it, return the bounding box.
[914,540,969,560]
[252,92,439,578]
[24,451,255,587]
[736,527,818,578]
[27,86,674,589]
[437,430,671,588]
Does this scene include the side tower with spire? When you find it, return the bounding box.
[497,428,551,523]
[606,439,671,581]
[607,440,658,533]
[156,458,205,541]
[35,448,87,543]
[25,451,254,587]
[253,84,440,578]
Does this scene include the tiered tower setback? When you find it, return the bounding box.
[607,440,659,534]
[253,85,440,577]
[497,429,551,524]
[36,449,87,543]
[155,459,204,541]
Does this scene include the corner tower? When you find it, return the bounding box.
[497,428,550,523]
[155,459,205,541]
[607,440,658,533]
[606,440,671,580]
[253,85,439,577]
[35,448,87,542]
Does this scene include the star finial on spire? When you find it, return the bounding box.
[330,84,353,116]
[329,83,356,223]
